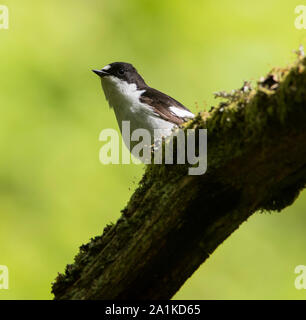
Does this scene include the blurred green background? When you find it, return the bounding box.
[0,0,306,299]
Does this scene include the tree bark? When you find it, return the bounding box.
[52,53,306,300]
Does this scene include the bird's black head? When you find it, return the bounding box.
[92,62,147,89]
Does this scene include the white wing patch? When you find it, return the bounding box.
[169,106,194,119]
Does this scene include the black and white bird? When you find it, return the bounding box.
[92,62,194,154]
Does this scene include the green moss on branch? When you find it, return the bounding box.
[52,53,306,300]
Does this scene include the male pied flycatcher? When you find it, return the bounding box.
[92,62,194,156]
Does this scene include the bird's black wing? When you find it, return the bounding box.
[140,87,194,125]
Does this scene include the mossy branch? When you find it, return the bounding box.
[52,52,306,300]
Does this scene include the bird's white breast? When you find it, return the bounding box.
[101,76,175,145]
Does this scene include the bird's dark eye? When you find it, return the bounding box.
[118,69,125,75]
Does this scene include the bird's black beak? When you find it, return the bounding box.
[92,69,109,77]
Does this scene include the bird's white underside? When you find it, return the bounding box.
[100,74,193,154]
